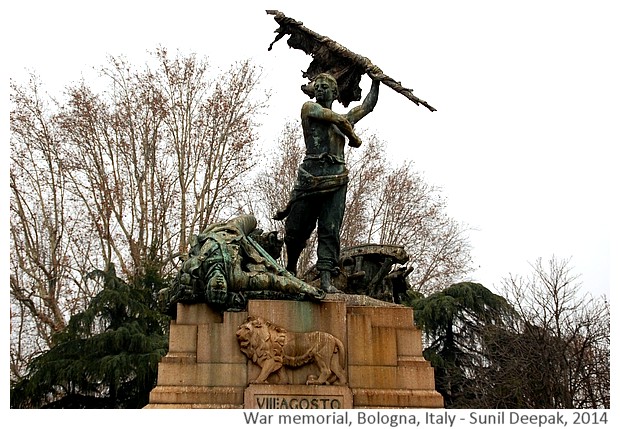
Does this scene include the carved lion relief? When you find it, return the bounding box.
[236,316,347,385]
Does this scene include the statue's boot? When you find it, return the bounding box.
[320,270,340,294]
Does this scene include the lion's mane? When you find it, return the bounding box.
[236,315,347,385]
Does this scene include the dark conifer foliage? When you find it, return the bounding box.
[409,282,514,408]
[10,264,169,408]
[409,275,609,409]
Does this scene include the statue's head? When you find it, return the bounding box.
[312,73,339,102]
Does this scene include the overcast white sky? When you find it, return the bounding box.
[4,0,617,299]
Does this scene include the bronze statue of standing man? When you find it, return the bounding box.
[275,73,380,292]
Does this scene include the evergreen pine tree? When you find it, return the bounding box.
[408,282,514,408]
[10,264,169,408]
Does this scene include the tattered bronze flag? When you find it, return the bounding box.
[266,10,436,112]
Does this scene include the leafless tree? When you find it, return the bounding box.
[53,49,267,278]
[10,75,93,379]
[365,160,472,294]
[485,256,611,408]
[152,50,267,248]
[254,123,472,292]
[340,132,387,246]
[254,121,313,268]
[10,50,268,380]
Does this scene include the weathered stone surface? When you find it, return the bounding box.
[148,386,244,406]
[245,384,353,409]
[322,292,401,307]
[248,299,347,340]
[168,324,197,354]
[346,314,373,365]
[396,327,423,357]
[146,298,443,408]
[351,388,444,408]
[144,403,243,409]
[347,305,415,328]
[176,303,223,325]
[197,311,248,363]
[156,362,248,387]
[347,315,398,366]
[161,353,196,365]
[348,364,436,390]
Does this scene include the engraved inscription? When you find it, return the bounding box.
[254,394,343,409]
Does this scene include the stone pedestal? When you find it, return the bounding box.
[244,385,353,409]
[145,297,443,409]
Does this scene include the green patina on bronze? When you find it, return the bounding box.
[161,12,434,313]
[159,214,325,314]
[275,70,379,294]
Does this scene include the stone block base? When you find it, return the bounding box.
[145,386,244,409]
[244,384,353,409]
[352,388,444,408]
[146,297,443,408]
